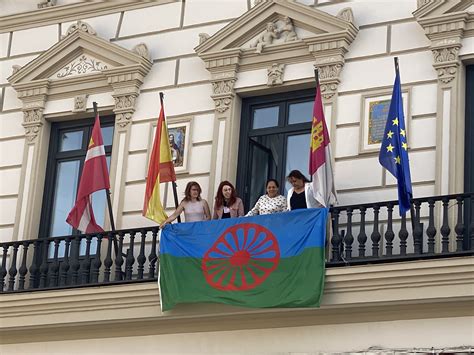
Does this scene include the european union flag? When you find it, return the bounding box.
[379,63,413,215]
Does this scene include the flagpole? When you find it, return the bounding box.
[393,58,417,236]
[159,92,181,223]
[93,102,116,232]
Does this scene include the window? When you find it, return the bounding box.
[465,65,474,249]
[236,89,315,210]
[39,117,114,238]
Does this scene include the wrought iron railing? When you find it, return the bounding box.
[0,193,472,293]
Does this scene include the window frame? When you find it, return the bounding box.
[38,116,114,239]
[237,88,316,210]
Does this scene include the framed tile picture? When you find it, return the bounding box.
[359,89,410,154]
[167,119,192,173]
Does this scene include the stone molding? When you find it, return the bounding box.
[1,257,472,341]
[0,0,176,33]
[65,20,96,36]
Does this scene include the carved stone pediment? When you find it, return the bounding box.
[196,0,357,70]
[8,21,151,98]
[8,20,152,140]
[196,0,358,108]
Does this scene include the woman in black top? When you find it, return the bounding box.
[286,170,319,210]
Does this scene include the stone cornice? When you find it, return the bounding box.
[0,0,177,34]
[1,257,472,342]
[417,11,469,40]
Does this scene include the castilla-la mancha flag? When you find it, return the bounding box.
[142,103,176,224]
[309,81,337,207]
[66,114,110,233]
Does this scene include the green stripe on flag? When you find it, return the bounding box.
[159,247,325,311]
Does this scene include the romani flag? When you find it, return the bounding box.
[66,113,110,233]
[309,80,337,207]
[159,208,328,311]
[142,103,176,223]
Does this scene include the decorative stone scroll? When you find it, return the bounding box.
[337,8,354,23]
[113,93,138,128]
[56,55,108,78]
[211,73,237,113]
[66,21,96,36]
[431,39,461,84]
[267,63,285,86]
[132,43,151,61]
[23,109,44,143]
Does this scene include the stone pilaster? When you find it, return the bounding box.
[416,12,467,196]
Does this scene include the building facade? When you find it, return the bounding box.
[0,0,473,353]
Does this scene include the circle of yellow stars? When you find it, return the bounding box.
[385,117,408,165]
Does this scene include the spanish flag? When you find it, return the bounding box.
[143,102,176,223]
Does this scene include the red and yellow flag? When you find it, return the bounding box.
[143,104,176,223]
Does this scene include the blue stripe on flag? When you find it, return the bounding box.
[160,208,328,258]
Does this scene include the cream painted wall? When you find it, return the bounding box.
[1,316,472,354]
[0,1,470,240]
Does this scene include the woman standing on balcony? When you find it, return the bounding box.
[161,181,211,226]
[213,181,244,219]
[287,170,320,210]
[246,179,287,216]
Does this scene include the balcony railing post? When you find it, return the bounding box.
[7,243,19,291]
[70,236,81,285]
[114,232,124,281]
[343,208,353,260]
[148,227,159,278]
[399,213,408,256]
[39,240,50,288]
[455,197,465,252]
[49,239,60,287]
[59,238,71,287]
[426,199,436,253]
[91,235,103,284]
[125,231,136,280]
[371,205,381,257]
[18,242,29,290]
[330,209,342,262]
[385,204,394,256]
[137,229,147,280]
[80,235,92,284]
[28,240,40,289]
[357,207,367,258]
[440,197,451,253]
[413,200,423,255]
[103,232,114,282]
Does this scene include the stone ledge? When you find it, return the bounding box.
[1,257,472,344]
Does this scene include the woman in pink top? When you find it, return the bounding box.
[161,181,211,226]
[212,181,244,219]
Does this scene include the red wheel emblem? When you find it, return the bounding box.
[202,223,280,291]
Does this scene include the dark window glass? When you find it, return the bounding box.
[252,106,279,129]
[288,101,313,125]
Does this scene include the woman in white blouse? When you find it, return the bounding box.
[246,179,287,216]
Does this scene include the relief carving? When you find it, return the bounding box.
[38,0,55,8]
[280,17,298,43]
[251,22,279,53]
[113,94,138,128]
[56,55,107,78]
[250,17,299,53]
[214,97,233,113]
[212,79,237,95]
[12,65,21,75]
[318,64,342,80]
[72,94,88,112]
[433,47,459,63]
[66,21,96,36]
[22,109,44,143]
[267,63,285,86]
[132,43,150,61]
